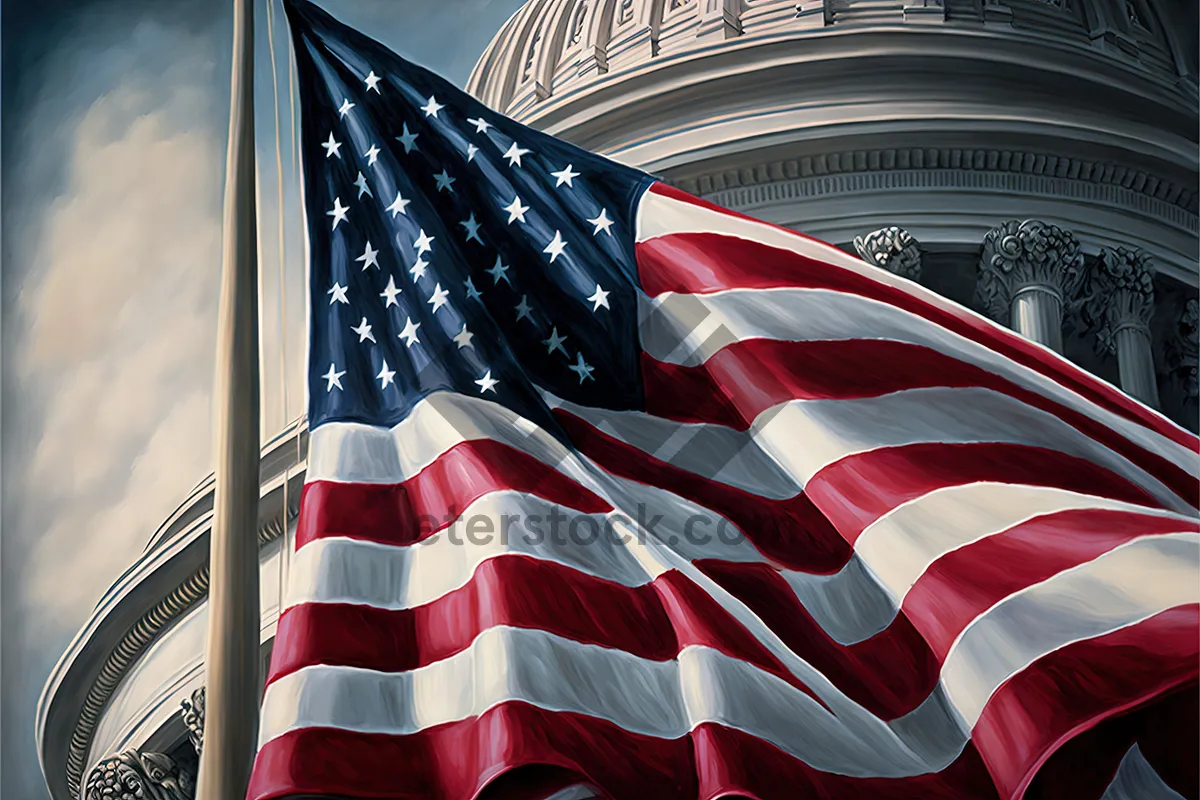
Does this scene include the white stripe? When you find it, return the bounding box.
[638,286,1197,484]
[943,532,1199,727]
[260,626,953,778]
[856,483,1194,604]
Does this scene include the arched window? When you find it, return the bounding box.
[522,30,541,82]
[570,2,590,44]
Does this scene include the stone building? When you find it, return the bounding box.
[37,1,1197,798]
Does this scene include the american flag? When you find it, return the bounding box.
[250,2,1200,799]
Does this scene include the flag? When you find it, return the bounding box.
[251,2,1200,798]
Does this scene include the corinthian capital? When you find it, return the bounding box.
[976,219,1085,323]
[1165,298,1198,399]
[85,750,194,800]
[1088,246,1156,354]
[854,226,923,282]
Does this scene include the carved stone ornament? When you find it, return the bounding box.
[1164,298,1199,399]
[1086,246,1156,355]
[976,219,1085,325]
[84,750,194,800]
[854,226,923,281]
[180,686,205,755]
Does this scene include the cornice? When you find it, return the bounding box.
[675,147,1199,225]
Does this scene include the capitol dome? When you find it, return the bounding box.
[469,0,1198,425]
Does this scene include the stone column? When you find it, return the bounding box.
[977,219,1085,353]
[1091,247,1160,409]
[854,226,923,282]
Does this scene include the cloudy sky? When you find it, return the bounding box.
[0,0,525,795]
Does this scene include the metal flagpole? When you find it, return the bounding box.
[196,0,261,796]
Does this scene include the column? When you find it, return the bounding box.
[1091,246,1160,409]
[976,219,1085,353]
[854,226,923,282]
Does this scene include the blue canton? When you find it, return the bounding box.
[287,0,655,432]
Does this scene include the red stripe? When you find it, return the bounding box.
[267,555,824,710]
[641,338,1193,509]
[972,604,1200,800]
[552,407,850,574]
[248,702,1000,800]
[297,439,610,548]
[806,443,1164,545]
[904,510,1198,662]
[634,198,1197,457]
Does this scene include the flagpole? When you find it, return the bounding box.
[196,0,261,796]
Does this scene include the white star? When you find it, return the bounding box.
[543,327,568,357]
[338,98,355,118]
[453,324,474,349]
[364,70,382,93]
[551,164,580,187]
[487,256,511,285]
[380,275,402,307]
[413,229,435,257]
[327,282,349,305]
[364,144,380,166]
[321,132,342,159]
[464,276,483,301]
[354,171,373,199]
[543,230,567,263]
[466,143,479,162]
[503,142,531,167]
[568,352,595,383]
[327,197,349,230]
[475,369,499,394]
[459,213,483,244]
[434,169,456,193]
[467,116,492,133]
[587,208,614,236]
[409,256,429,281]
[398,316,421,348]
[502,196,529,224]
[427,282,450,313]
[377,359,396,389]
[515,295,535,324]
[323,362,346,392]
[386,191,410,217]
[587,284,610,311]
[355,240,379,270]
[395,122,419,153]
[351,316,376,343]
[420,95,444,117]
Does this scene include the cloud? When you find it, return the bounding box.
[13,23,224,636]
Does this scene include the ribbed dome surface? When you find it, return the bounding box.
[466,0,1189,121]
